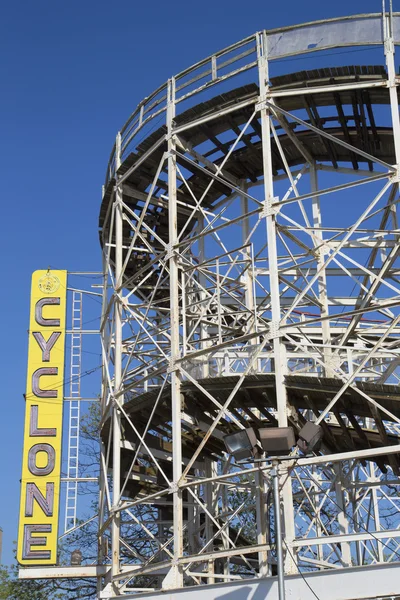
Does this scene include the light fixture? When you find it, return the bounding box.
[224,422,322,460]
[223,427,259,460]
[258,426,296,456]
[297,421,323,454]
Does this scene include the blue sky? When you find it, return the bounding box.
[0,0,391,566]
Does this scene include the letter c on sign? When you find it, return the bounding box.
[35,298,60,327]
[28,444,55,476]
[32,367,58,398]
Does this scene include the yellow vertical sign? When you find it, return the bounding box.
[18,270,67,565]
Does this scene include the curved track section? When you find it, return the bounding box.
[100,66,395,293]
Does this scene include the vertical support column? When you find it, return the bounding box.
[312,466,324,564]
[384,7,400,309]
[187,487,196,557]
[333,463,351,567]
[111,132,124,592]
[241,180,258,372]
[310,164,333,377]
[98,252,109,596]
[221,463,230,580]
[350,465,363,566]
[193,475,201,556]
[248,180,267,580]
[205,458,216,583]
[257,31,296,573]
[272,461,286,600]
[243,177,264,560]
[198,215,207,368]
[369,462,384,562]
[181,270,187,357]
[166,77,184,589]
[241,180,255,332]
[385,10,400,171]
[255,467,269,576]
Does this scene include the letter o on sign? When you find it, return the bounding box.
[28,444,55,476]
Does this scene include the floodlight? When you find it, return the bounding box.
[223,427,259,460]
[258,426,295,456]
[297,421,323,454]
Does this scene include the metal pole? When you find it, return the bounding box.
[333,463,351,566]
[98,251,109,596]
[255,465,269,576]
[257,30,296,573]
[205,458,216,582]
[111,132,123,593]
[272,461,285,600]
[166,76,184,589]
[198,214,210,378]
[384,9,400,209]
[240,180,255,338]
[369,462,384,563]
[310,163,333,377]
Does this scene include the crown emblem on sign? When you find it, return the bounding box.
[38,273,60,294]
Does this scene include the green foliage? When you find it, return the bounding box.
[0,560,96,600]
[0,563,63,600]
[0,566,13,600]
